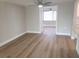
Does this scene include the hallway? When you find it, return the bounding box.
[0,27,78,58]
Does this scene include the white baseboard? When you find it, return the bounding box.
[56,32,71,36]
[0,32,27,47]
[26,31,41,33]
[0,31,41,47]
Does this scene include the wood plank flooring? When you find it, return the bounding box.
[0,27,78,58]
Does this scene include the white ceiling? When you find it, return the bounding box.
[0,0,74,6]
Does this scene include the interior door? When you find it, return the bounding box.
[74,0,79,34]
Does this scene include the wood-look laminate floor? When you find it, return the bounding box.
[0,27,78,58]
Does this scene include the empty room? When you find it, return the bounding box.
[0,0,79,58]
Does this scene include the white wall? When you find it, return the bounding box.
[57,2,74,35]
[39,7,44,33]
[0,2,26,46]
[25,5,40,33]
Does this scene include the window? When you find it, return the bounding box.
[44,11,57,21]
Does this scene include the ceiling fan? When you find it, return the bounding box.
[34,0,53,7]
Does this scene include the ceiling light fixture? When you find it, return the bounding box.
[38,4,43,8]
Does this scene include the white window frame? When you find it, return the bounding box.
[43,10,57,21]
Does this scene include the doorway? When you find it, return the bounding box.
[41,6,57,34]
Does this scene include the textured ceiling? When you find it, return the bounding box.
[0,0,74,6]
